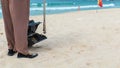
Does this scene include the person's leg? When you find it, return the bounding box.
[9,0,30,55]
[1,0,16,51]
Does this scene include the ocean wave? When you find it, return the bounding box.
[31,2,73,7]
[0,3,116,13]
[0,10,2,13]
[30,3,115,11]
[80,3,115,8]
[31,3,38,6]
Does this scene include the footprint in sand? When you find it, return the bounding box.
[0,33,3,35]
[102,26,106,30]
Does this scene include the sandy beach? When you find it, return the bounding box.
[0,8,120,68]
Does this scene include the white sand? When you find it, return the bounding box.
[0,8,120,68]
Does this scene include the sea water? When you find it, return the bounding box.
[0,0,120,18]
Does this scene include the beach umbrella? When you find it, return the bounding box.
[43,0,46,34]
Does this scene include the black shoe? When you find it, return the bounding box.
[17,53,38,58]
[8,49,17,56]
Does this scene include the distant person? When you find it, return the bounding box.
[1,0,38,58]
[78,6,80,11]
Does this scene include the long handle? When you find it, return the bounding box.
[43,0,46,34]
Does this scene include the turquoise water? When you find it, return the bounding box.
[0,0,120,18]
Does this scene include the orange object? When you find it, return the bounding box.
[98,0,103,7]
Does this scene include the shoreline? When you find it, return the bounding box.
[0,8,120,68]
[0,7,120,19]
